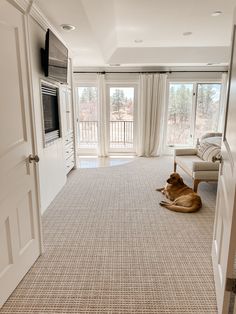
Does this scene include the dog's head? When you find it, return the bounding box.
[167,172,184,185]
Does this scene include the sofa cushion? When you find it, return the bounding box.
[192,161,220,171]
[197,142,221,162]
[174,148,197,156]
[175,155,203,176]
[175,155,220,177]
[193,171,219,180]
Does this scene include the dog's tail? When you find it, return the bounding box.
[160,201,201,213]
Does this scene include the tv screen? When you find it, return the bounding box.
[43,29,68,84]
[42,92,60,134]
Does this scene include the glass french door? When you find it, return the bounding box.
[77,86,98,150]
[165,82,222,150]
[108,86,135,152]
[76,85,136,154]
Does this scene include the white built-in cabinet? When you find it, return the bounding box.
[60,86,75,174]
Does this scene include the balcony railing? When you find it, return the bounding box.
[79,121,98,148]
[79,120,133,148]
[110,120,133,148]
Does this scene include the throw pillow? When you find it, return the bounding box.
[197,142,221,162]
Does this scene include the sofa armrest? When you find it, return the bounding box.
[174,148,197,156]
[192,161,220,171]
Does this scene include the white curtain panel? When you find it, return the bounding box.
[218,72,228,132]
[97,74,108,157]
[137,73,167,157]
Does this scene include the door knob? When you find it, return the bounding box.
[212,155,223,163]
[28,154,40,163]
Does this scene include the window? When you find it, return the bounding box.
[195,83,221,140]
[165,82,222,149]
[109,87,134,150]
[166,83,194,147]
[77,86,98,148]
[76,82,137,154]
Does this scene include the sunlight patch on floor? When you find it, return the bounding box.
[78,156,136,168]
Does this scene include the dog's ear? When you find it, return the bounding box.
[178,177,184,184]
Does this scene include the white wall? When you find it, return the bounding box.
[28,17,67,214]
[167,71,223,81]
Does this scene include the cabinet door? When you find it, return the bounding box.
[66,89,73,135]
[61,87,73,136]
[60,87,75,173]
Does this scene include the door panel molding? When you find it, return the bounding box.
[0,1,41,308]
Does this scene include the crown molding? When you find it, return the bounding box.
[9,0,67,48]
[29,3,49,31]
[28,2,70,49]
[8,0,31,12]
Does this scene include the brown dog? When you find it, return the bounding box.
[156,172,202,213]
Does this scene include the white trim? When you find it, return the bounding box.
[8,0,30,12]
[9,0,71,50]
[105,79,139,85]
[167,78,222,83]
[29,3,49,30]
[23,11,44,253]
[9,0,68,50]
[28,2,70,50]
[167,71,223,81]
[74,81,98,88]
[68,58,79,169]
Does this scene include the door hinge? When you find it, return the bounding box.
[226,278,236,294]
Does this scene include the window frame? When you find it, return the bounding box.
[76,83,99,155]
[106,82,138,154]
[163,78,222,154]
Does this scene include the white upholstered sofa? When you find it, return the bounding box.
[174,133,222,192]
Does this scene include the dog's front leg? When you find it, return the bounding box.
[159,200,171,207]
[156,187,164,193]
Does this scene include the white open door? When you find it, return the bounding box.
[0,1,41,308]
[212,24,236,313]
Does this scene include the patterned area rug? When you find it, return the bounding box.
[0,157,218,313]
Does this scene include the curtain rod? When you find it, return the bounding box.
[73,70,227,74]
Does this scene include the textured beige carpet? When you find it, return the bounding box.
[0,157,218,313]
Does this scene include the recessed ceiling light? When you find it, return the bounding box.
[60,24,76,31]
[134,39,143,43]
[211,11,222,17]
[183,32,192,36]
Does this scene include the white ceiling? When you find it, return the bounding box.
[35,0,236,69]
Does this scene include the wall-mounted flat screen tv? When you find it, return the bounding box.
[42,29,68,84]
